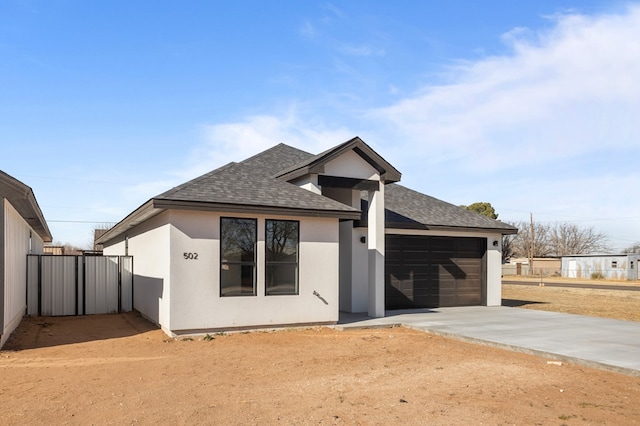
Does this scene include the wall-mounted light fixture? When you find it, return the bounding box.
[360,236,366,244]
[493,240,499,247]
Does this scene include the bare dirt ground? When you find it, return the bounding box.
[2,285,640,425]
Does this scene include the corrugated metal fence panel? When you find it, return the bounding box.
[26,255,133,316]
[26,255,40,316]
[85,256,119,315]
[120,256,133,312]
[41,256,77,316]
[104,257,120,313]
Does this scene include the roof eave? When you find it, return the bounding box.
[153,199,362,220]
[98,198,362,245]
[421,224,519,235]
[96,200,161,245]
[0,171,53,242]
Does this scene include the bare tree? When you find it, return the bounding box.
[623,242,640,254]
[505,221,610,257]
[508,221,552,258]
[549,223,609,256]
[501,234,515,262]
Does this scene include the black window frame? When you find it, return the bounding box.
[220,217,257,297]
[265,219,300,296]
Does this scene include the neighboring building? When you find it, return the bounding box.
[1,171,52,348]
[43,245,65,255]
[562,254,640,280]
[503,257,562,277]
[97,137,517,337]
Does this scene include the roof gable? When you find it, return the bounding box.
[274,136,401,183]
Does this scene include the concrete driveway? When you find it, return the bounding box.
[338,306,640,377]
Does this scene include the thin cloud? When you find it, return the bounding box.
[338,43,385,57]
[372,5,640,172]
[182,111,357,179]
[299,20,316,38]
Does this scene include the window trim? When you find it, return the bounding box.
[220,217,257,297]
[265,219,300,296]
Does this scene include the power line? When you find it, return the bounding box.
[48,220,116,224]
[17,174,128,185]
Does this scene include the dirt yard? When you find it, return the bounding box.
[1,285,640,425]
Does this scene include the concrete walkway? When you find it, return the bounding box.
[337,306,640,377]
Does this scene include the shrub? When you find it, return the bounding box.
[591,272,604,280]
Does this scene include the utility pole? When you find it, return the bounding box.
[529,213,535,276]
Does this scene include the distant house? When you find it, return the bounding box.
[562,254,640,280]
[1,171,52,348]
[503,257,562,277]
[97,137,516,337]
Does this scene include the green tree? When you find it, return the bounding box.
[461,202,498,219]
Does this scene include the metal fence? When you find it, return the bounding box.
[27,255,133,316]
[502,264,561,278]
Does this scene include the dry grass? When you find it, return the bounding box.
[502,283,640,322]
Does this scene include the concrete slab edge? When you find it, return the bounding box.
[334,323,401,331]
[401,324,640,378]
[335,321,639,378]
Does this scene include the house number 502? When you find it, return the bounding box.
[183,252,199,260]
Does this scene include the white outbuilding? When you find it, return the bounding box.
[1,171,52,348]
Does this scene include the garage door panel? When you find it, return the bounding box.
[385,235,485,309]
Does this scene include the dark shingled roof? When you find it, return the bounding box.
[381,184,517,233]
[241,143,313,176]
[156,158,360,215]
[98,139,516,245]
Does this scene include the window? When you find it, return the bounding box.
[220,218,257,296]
[611,260,618,269]
[265,220,299,295]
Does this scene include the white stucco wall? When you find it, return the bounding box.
[349,227,370,313]
[2,199,44,348]
[167,211,339,332]
[104,211,172,333]
[104,210,341,335]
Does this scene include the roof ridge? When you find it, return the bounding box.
[239,143,312,165]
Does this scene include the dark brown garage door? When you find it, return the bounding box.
[385,235,486,309]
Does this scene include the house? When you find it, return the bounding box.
[1,171,52,348]
[97,137,517,336]
[562,254,640,280]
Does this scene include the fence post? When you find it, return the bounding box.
[118,257,122,313]
[74,256,79,316]
[37,255,42,316]
[82,256,86,316]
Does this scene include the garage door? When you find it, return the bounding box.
[385,235,486,309]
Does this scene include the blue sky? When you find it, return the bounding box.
[2,1,639,250]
